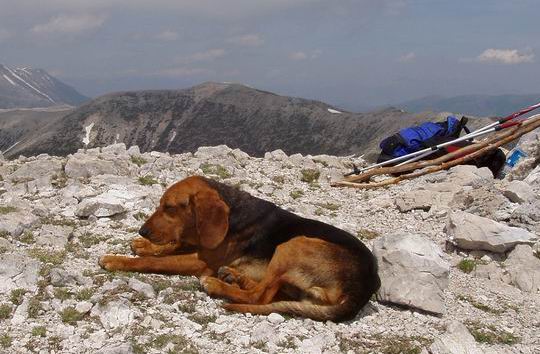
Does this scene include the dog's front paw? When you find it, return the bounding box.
[99,255,124,271]
[200,276,224,297]
[130,237,155,256]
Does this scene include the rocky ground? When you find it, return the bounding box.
[0,141,539,354]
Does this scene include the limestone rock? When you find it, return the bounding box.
[194,145,232,158]
[446,165,494,187]
[101,143,127,155]
[91,299,139,330]
[0,210,40,237]
[505,245,540,293]
[264,149,288,161]
[7,159,63,183]
[395,190,453,212]
[446,211,537,253]
[373,232,450,314]
[128,278,156,298]
[429,321,485,354]
[0,254,40,292]
[37,224,73,249]
[502,180,534,204]
[65,154,130,178]
[96,343,134,354]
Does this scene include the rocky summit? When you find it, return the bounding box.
[0,140,539,354]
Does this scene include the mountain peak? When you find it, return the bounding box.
[0,64,89,109]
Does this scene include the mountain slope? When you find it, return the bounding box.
[3,82,492,160]
[396,94,540,117]
[0,64,89,108]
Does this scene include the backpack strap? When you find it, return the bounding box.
[460,116,471,134]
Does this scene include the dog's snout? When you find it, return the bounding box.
[138,226,151,238]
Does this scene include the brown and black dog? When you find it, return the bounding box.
[99,176,380,322]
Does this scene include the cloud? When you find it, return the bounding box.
[289,50,322,61]
[32,13,107,34]
[475,48,534,64]
[152,67,212,77]
[0,28,12,42]
[155,30,179,41]
[398,52,416,62]
[226,34,264,47]
[289,51,308,61]
[176,49,226,64]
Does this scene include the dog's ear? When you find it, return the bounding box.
[193,190,229,249]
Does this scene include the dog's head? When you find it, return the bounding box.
[139,176,230,249]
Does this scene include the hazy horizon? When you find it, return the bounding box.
[1,0,539,111]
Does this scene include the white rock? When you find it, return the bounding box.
[11,299,28,325]
[91,299,139,330]
[264,149,288,161]
[101,143,127,155]
[0,254,40,292]
[37,224,73,249]
[395,190,453,212]
[128,278,156,298]
[505,245,540,293]
[76,301,93,314]
[373,232,450,314]
[267,312,285,324]
[0,210,40,237]
[502,180,534,203]
[446,211,537,253]
[96,343,133,354]
[430,321,485,354]
[127,145,141,156]
[194,145,232,158]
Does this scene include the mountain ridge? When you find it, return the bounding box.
[0,82,492,160]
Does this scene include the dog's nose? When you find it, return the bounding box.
[138,226,150,238]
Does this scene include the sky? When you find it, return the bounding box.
[0,0,539,111]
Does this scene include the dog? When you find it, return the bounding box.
[99,176,380,322]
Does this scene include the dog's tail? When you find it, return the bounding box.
[223,297,362,322]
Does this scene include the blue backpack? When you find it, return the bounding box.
[379,116,469,158]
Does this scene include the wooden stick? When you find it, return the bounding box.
[343,114,540,183]
[333,115,540,189]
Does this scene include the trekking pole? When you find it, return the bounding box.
[353,101,540,174]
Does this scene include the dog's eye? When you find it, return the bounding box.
[164,205,176,213]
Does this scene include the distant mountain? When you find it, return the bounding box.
[395,94,540,117]
[1,82,492,160]
[0,64,89,108]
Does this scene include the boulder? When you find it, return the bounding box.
[194,145,232,158]
[446,211,537,253]
[90,299,139,330]
[96,343,133,354]
[101,143,127,155]
[505,245,540,293]
[65,154,130,178]
[429,321,485,354]
[0,254,40,292]
[395,190,453,212]
[128,278,156,298]
[0,209,40,237]
[446,165,493,187]
[37,224,73,249]
[512,199,540,224]
[502,180,534,204]
[373,232,450,315]
[264,149,288,161]
[7,159,63,183]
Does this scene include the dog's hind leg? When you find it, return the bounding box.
[202,237,322,304]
